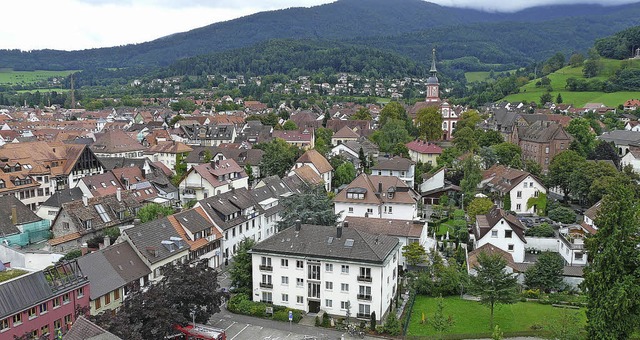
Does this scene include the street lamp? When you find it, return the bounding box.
[461,193,465,211]
[190,310,196,326]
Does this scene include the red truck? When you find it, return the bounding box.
[172,323,227,340]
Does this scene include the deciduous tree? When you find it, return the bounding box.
[229,238,256,296]
[402,242,427,267]
[416,106,444,142]
[256,138,301,177]
[137,203,175,223]
[466,197,494,224]
[524,251,564,292]
[334,162,356,188]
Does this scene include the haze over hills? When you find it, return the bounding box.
[1,0,640,71]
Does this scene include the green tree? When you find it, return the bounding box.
[137,203,175,223]
[583,58,602,78]
[466,197,494,224]
[502,194,511,211]
[382,310,402,336]
[491,142,522,168]
[454,109,482,132]
[566,118,596,156]
[229,238,256,296]
[370,119,411,152]
[540,91,552,106]
[556,93,563,104]
[276,186,339,231]
[547,150,586,201]
[524,159,542,178]
[568,52,585,67]
[460,156,482,198]
[282,120,298,130]
[583,183,640,339]
[378,101,407,128]
[255,138,301,177]
[524,252,564,292]
[402,242,427,267]
[469,251,519,329]
[478,130,504,148]
[351,107,372,120]
[548,206,577,224]
[430,296,455,339]
[453,127,478,153]
[416,106,443,141]
[334,162,356,188]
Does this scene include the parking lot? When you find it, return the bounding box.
[208,315,337,340]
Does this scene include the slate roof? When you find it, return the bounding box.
[468,243,517,271]
[334,173,418,205]
[102,241,151,285]
[344,216,423,238]
[516,121,572,143]
[341,138,379,155]
[97,157,148,171]
[64,316,122,340]
[251,224,399,265]
[91,129,146,154]
[371,157,415,171]
[174,208,214,234]
[80,172,124,197]
[56,190,141,234]
[326,120,371,133]
[77,250,126,300]
[124,217,188,264]
[599,130,640,145]
[333,126,360,139]
[292,165,324,186]
[145,141,193,154]
[0,195,42,236]
[584,199,602,222]
[272,129,313,142]
[198,188,258,231]
[296,149,333,174]
[474,206,526,243]
[42,187,84,207]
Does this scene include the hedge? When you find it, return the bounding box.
[227,293,304,323]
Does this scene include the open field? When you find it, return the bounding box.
[407,296,586,338]
[0,68,75,85]
[502,58,640,107]
[465,69,520,83]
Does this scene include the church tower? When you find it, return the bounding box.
[425,48,440,103]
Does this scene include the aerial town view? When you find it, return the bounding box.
[1,0,640,339]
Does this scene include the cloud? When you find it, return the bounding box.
[430,0,638,12]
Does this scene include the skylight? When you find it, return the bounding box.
[95,204,111,223]
[344,239,354,247]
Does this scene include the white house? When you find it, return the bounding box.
[289,149,333,192]
[178,158,248,204]
[471,207,527,263]
[480,165,546,215]
[250,222,401,323]
[371,157,416,188]
[334,173,419,221]
[621,146,640,173]
[144,141,193,175]
[558,225,589,266]
[405,140,442,166]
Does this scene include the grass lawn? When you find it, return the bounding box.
[465,69,519,83]
[502,58,640,107]
[407,296,586,338]
[0,68,76,86]
[0,269,29,283]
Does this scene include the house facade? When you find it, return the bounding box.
[406,140,442,166]
[178,158,248,204]
[513,121,572,172]
[480,165,547,215]
[371,157,416,188]
[289,150,333,192]
[250,223,400,323]
[471,207,527,263]
[0,195,50,247]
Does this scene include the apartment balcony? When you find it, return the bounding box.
[357,276,372,283]
[357,294,372,301]
[259,282,273,289]
[259,265,273,272]
[559,233,585,250]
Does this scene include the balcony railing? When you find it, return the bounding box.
[357,313,371,319]
[259,265,273,272]
[357,294,372,301]
[559,233,584,250]
[259,282,273,289]
[357,275,372,283]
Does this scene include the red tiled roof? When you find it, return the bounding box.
[406,140,442,154]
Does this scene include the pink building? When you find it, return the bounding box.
[0,260,90,339]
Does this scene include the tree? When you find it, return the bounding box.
[382,310,402,336]
[568,52,585,67]
[370,311,377,331]
[555,93,563,104]
[351,107,372,120]
[453,127,478,153]
[477,130,504,148]
[276,185,339,231]
[566,118,596,156]
[137,203,175,223]
[94,259,224,340]
[583,183,640,339]
[469,251,519,329]
[229,238,256,296]
[466,197,494,224]
[582,58,602,78]
[402,242,427,267]
[491,142,522,168]
[524,159,542,178]
[548,206,577,224]
[378,101,407,128]
[547,150,586,201]
[430,296,455,339]
[524,252,564,292]
[370,119,411,152]
[392,143,409,158]
[460,156,482,198]
[588,140,620,169]
[282,120,298,130]
[539,91,552,106]
[416,106,443,141]
[454,109,482,132]
[256,138,301,177]
[334,162,356,188]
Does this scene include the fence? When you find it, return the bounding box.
[401,291,416,336]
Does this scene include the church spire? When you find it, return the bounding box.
[430,48,437,75]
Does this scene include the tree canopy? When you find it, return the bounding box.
[275,185,339,231]
[137,203,175,223]
[415,106,443,142]
[255,138,302,177]
[524,251,564,292]
[229,238,256,296]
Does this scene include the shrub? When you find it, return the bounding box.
[322,311,330,327]
[523,289,541,299]
[525,223,555,237]
[548,207,577,224]
[383,311,402,336]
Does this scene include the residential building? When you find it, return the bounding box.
[36,188,84,222]
[250,222,400,323]
[331,126,360,146]
[558,225,588,266]
[512,121,572,172]
[77,172,124,198]
[168,208,223,268]
[334,173,419,221]
[180,123,237,146]
[64,316,122,340]
[76,241,150,315]
[471,207,527,263]
[330,138,379,169]
[178,158,248,204]
[371,157,416,188]
[272,129,315,150]
[599,130,640,156]
[480,165,546,215]
[0,261,90,339]
[0,195,50,247]
[91,129,147,158]
[581,199,601,234]
[405,140,442,166]
[289,150,333,192]
[144,141,193,174]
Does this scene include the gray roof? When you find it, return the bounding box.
[102,241,150,283]
[97,157,148,171]
[124,217,188,264]
[252,224,399,265]
[0,195,42,236]
[42,187,84,207]
[517,121,571,143]
[372,156,415,171]
[599,130,640,145]
[77,251,126,300]
[64,316,122,340]
[0,271,52,318]
[174,209,213,234]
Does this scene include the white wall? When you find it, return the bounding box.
[475,217,526,263]
[336,202,416,221]
[0,245,63,271]
[524,237,558,252]
[419,169,445,193]
[510,176,546,215]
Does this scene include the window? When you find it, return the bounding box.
[297,278,304,287]
[40,324,50,336]
[348,207,353,213]
[358,304,371,317]
[282,294,289,302]
[114,289,120,300]
[516,191,522,198]
[105,293,111,304]
[575,253,584,260]
[0,318,8,331]
[341,283,349,292]
[83,219,92,230]
[261,256,272,267]
[388,206,393,214]
[53,297,60,308]
[523,182,528,188]
[281,259,288,267]
[491,230,498,237]
[359,267,371,279]
[325,263,333,272]
[62,293,70,304]
[12,313,22,325]
[505,230,513,238]
[358,286,372,298]
[534,191,540,198]
[341,265,349,274]
[508,244,514,251]
[326,282,333,290]
[297,296,304,304]
[545,146,550,154]
[261,292,272,303]
[95,297,101,309]
[53,319,62,330]
[39,303,48,314]
[281,276,289,285]
[296,260,304,269]
[516,204,522,211]
[325,299,333,308]
[341,301,350,310]
[28,307,37,319]
[77,287,84,297]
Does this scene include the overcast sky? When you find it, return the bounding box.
[1,0,636,51]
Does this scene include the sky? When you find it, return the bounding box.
[1,0,636,51]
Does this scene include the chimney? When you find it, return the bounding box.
[103,235,111,248]
[11,205,17,225]
[81,242,88,256]
[116,188,122,202]
[295,219,301,231]
[378,182,382,193]
[337,225,343,239]
[82,194,88,207]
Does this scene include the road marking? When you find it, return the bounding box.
[225,321,236,330]
[230,324,251,340]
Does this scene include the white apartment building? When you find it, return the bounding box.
[250,222,401,323]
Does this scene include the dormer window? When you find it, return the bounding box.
[0,180,4,189]
[83,219,92,230]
